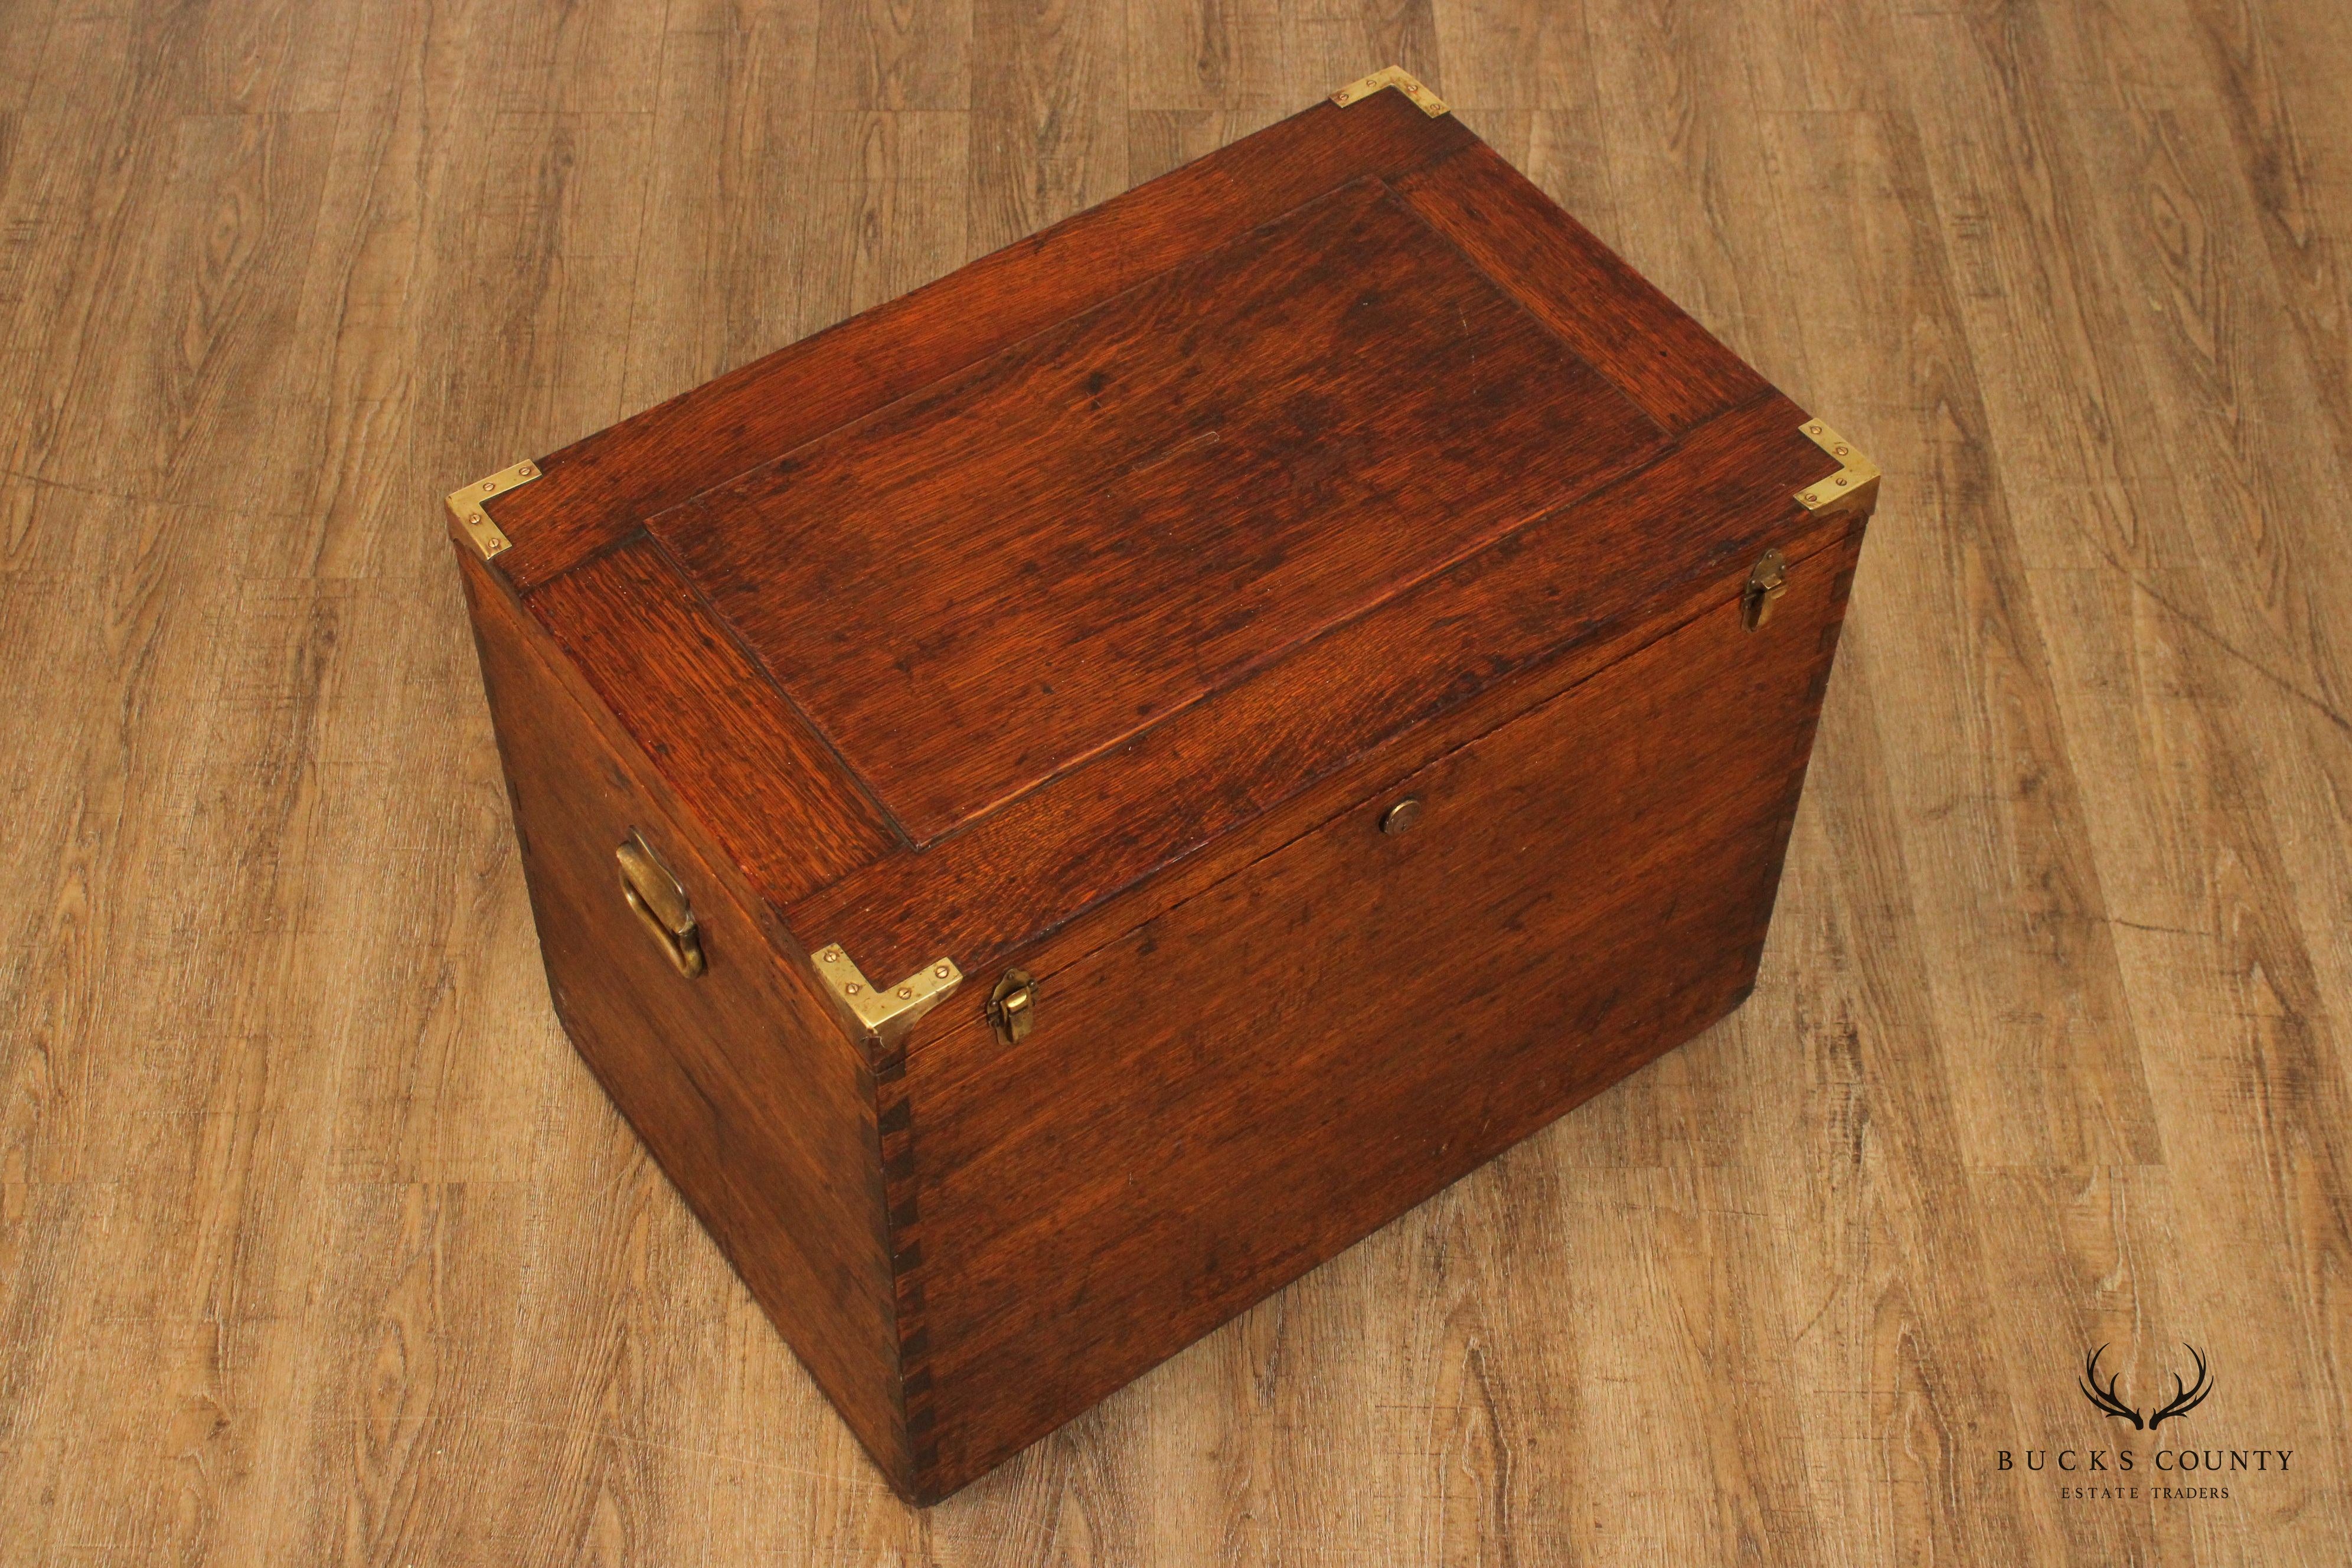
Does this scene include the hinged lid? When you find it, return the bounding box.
[665,171,1669,842]
[453,69,1866,1000]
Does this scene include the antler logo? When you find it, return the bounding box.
[2079,1344,2214,1430]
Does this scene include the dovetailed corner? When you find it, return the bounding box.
[1794,420,1880,513]
[445,459,543,561]
[1330,66,1449,118]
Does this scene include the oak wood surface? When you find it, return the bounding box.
[495,81,1841,1503]
[651,173,1665,844]
[527,532,906,905]
[1392,139,1770,433]
[486,87,1475,590]
[516,80,1850,989]
[460,544,911,1486]
[904,537,1859,1497]
[785,390,1839,984]
[3,3,2349,1564]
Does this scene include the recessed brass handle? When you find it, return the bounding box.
[616,832,705,978]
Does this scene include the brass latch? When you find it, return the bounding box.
[988,969,1038,1046]
[616,832,705,978]
[1743,548,1789,631]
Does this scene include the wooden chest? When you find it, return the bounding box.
[447,67,1878,1504]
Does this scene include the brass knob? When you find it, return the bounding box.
[1380,796,1423,835]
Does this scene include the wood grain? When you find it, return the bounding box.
[496,89,1843,1502]
[459,543,910,1489]
[1394,139,1770,432]
[652,174,1666,841]
[482,89,1472,589]
[527,533,906,900]
[788,391,1839,985]
[3,4,2350,1564]
[904,537,1860,1497]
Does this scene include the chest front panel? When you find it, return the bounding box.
[894,528,1863,1494]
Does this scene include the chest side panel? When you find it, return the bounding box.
[657,177,1669,841]
[455,550,911,1489]
[897,522,1865,1497]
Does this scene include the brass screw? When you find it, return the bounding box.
[897,986,913,999]
[845,982,861,995]
[1380,797,1424,835]
[935,965,952,979]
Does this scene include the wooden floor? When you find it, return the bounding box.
[4,1,2349,1562]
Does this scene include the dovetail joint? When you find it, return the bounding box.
[1795,420,1880,513]
[1330,66,1449,118]
[445,459,543,561]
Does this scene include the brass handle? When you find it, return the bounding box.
[616,833,705,978]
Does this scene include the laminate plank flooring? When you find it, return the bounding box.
[2,2,2347,1562]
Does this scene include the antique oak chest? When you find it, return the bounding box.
[447,67,1878,1503]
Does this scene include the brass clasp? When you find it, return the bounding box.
[988,969,1038,1046]
[1743,548,1789,631]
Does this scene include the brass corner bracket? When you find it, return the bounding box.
[1331,66,1449,118]
[1795,420,1880,513]
[445,459,542,561]
[813,943,964,1044]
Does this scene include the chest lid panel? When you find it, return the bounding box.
[656,177,1668,842]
